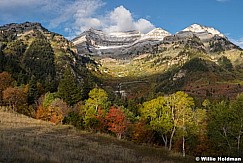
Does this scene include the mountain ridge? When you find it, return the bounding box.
[73,23,241,58]
[1,22,243,101]
[0,22,98,98]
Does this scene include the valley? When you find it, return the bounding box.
[72,23,243,100]
[1,22,243,159]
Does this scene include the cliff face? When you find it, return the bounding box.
[73,24,240,59]
[72,28,171,58]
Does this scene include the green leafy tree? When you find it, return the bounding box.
[228,94,243,156]
[57,66,82,106]
[83,88,109,129]
[85,88,109,111]
[207,101,233,155]
[140,96,173,148]
[192,108,208,155]
[43,92,57,108]
[140,91,195,156]
[63,111,83,128]
[167,91,195,156]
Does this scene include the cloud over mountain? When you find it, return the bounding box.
[229,38,243,48]
[216,0,230,2]
[0,0,155,37]
[103,6,155,33]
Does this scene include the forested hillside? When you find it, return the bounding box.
[1,22,243,159]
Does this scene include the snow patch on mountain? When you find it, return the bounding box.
[141,28,171,40]
[182,24,225,37]
[73,28,171,49]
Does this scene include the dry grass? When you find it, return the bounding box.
[0,109,194,163]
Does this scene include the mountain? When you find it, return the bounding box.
[72,24,243,100]
[73,24,240,58]
[1,22,242,160]
[181,24,225,38]
[175,24,239,52]
[73,28,171,58]
[0,22,98,94]
[1,22,243,101]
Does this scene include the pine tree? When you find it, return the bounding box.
[27,75,39,104]
[0,50,3,72]
[57,66,82,106]
[22,38,56,89]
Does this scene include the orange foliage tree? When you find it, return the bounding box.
[0,72,14,104]
[105,106,127,139]
[3,87,27,112]
[131,120,154,144]
[95,107,107,132]
[36,98,69,124]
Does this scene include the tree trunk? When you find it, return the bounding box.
[237,134,241,156]
[117,133,122,140]
[169,126,176,150]
[182,135,185,157]
[162,134,168,148]
[182,114,185,157]
[223,127,232,151]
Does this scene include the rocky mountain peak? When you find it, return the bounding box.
[145,28,171,40]
[72,23,241,58]
[0,22,48,33]
[182,23,225,38]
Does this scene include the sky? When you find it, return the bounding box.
[0,0,242,47]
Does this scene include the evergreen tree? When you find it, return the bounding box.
[0,50,3,72]
[218,56,233,71]
[27,75,39,104]
[57,66,82,106]
[22,38,56,89]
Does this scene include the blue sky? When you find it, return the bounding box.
[0,0,242,47]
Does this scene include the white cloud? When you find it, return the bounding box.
[0,0,105,32]
[229,38,243,49]
[216,0,230,2]
[0,1,155,38]
[105,6,134,32]
[134,19,156,34]
[103,6,155,34]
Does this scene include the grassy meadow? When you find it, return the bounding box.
[0,108,194,163]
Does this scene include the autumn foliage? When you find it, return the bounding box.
[131,120,153,144]
[36,97,69,124]
[95,107,107,132]
[0,72,14,104]
[106,106,127,139]
[3,87,27,111]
